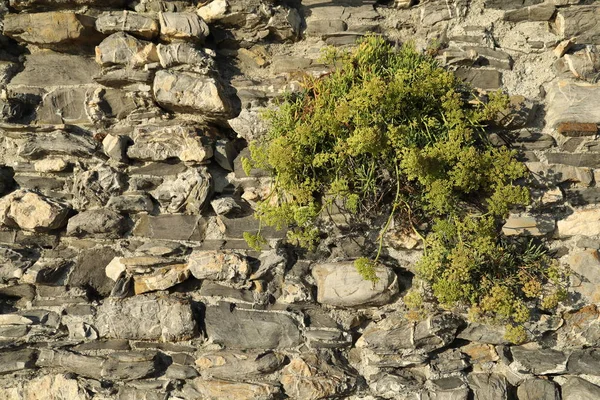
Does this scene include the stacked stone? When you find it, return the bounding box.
[0,0,600,399]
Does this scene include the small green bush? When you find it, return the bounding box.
[244,35,566,341]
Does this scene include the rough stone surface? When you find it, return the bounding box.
[312,262,399,307]
[95,294,196,341]
[0,190,70,232]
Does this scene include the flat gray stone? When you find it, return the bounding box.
[66,209,126,238]
[132,215,208,241]
[567,348,600,374]
[0,348,37,374]
[485,0,542,9]
[196,351,285,380]
[10,0,125,10]
[159,12,209,43]
[555,6,600,44]
[205,302,303,349]
[454,68,502,90]
[562,376,600,400]
[16,130,96,159]
[69,247,120,298]
[517,379,559,400]
[9,53,99,87]
[510,346,568,374]
[95,294,197,341]
[468,373,508,400]
[504,4,556,22]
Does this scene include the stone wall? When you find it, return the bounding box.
[0,0,600,399]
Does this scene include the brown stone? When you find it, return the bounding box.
[558,122,598,137]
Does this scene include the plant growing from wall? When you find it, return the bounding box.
[243,35,566,342]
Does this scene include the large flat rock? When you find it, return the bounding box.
[555,6,600,44]
[9,52,100,87]
[95,294,197,341]
[546,81,600,129]
[557,208,600,237]
[204,302,303,349]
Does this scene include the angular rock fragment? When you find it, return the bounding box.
[0,348,37,374]
[311,262,398,307]
[468,373,508,400]
[133,264,189,294]
[504,4,556,22]
[280,353,356,400]
[0,190,70,232]
[156,42,214,71]
[95,11,158,39]
[72,164,124,209]
[94,68,153,88]
[3,12,100,48]
[159,12,209,42]
[188,250,250,283]
[527,162,593,186]
[95,294,196,341]
[555,6,600,45]
[204,302,302,349]
[66,209,126,238]
[198,0,228,23]
[152,168,212,214]
[127,124,213,163]
[95,32,158,67]
[70,247,120,297]
[153,70,235,119]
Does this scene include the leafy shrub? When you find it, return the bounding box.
[244,35,566,342]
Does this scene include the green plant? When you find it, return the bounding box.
[244,35,566,340]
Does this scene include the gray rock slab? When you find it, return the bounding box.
[510,346,568,374]
[555,6,600,44]
[132,215,208,241]
[562,376,600,400]
[66,209,126,238]
[95,294,197,341]
[546,81,600,129]
[517,379,559,400]
[205,302,303,349]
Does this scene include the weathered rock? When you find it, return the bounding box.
[210,197,241,216]
[563,47,600,82]
[567,348,600,374]
[557,208,600,237]
[95,294,196,341]
[454,68,502,90]
[485,0,543,9]
[565,249,600,284]
[510,346,568,374]
[153,70,235,119]
[188,250,250,284]
[153,168,212,214]
[127,124,213,163]
[72,164,124,210]
[198,0,228,23]
[562,376,600,399]
[544,153,600,169]
[34,158,68,173]
[311,262,398,307]
[10,0,125,10]
[133,264,189,294]
[357,313,462,353]
[107,193,154,213]
[555,6,600,44]
[159,12,209,43]
[0,190,70,232]
[94,68,153,88]
[0,348,37,374]
[66,209,125,238]
[421,0,468,26]
[37,349,103,379]
[0,373,89,400]
[504,4,556,22]
[502,214,555,236]
[281,353,356,400]
[95,32,158,67]
[132,215,208,241]
[204,302,302,349]
[95,11,158,39]
[156,42,214,71]
[517,379,559,400]
[468,373,508,400]
[102,351,157,381]
[196,351,285,380]
[193,379,280,400]
[558,122,598,137]
[546,81,600,129]
[3,12,100,48]
[70,247,120,297]
[16,130,97,160]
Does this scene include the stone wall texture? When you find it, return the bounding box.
[0,0,599,399]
